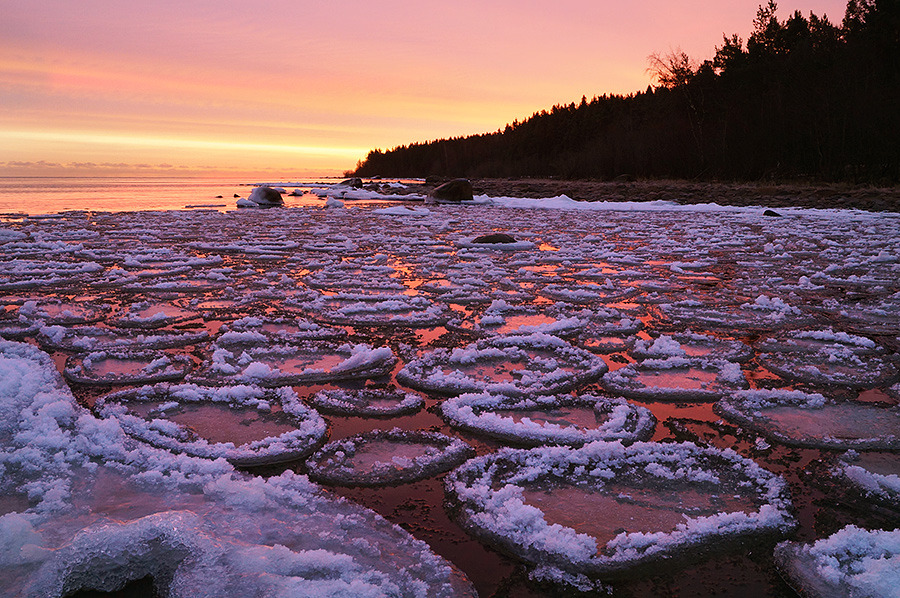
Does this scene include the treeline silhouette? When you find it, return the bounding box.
[352,0,899,183]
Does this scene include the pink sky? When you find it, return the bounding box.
[0,0,850,177]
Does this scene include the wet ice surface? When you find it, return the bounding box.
[1,200,899,596]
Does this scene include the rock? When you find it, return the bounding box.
[235,197,259,208]
[215,195,223,199]
[764,209,782,217]
[430,178,473,202]
[234,194,240,198]
[425,175,444,186]
[325,197,345,208]
[473,233,516,244]
[340,177,363,188]
[248,186,284,206]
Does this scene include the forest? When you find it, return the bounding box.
[352,0,899,183]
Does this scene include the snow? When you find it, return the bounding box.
[775,526,900,598]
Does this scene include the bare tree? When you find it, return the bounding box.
[646,49,696,89]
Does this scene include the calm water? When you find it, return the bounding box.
[0,176,349,215]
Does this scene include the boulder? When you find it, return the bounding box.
[473,233,516,244]
[431,178,473,202]
[248,186,284,206]
[340,177,363,188]
[763,209,782,217]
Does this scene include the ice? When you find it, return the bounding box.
[441,393,656,447]
[831,451,900,507]
[446,440,794,577]
[758,336,897,388]
[632,331,753,362]
[775,526,900,598]
[95,384,327,467]
[398,333,608,396]
[0,340,475,597]
[314,295,449,328]
[0,191,897,594]
[37,325,209,352]
[64,350,192,386]
[217,315,346,346]
[306,429,474,487]
[192,342,395,387]
[309,388,425,417]
[603,358,748,401]
[715,389,900,450]
[114,301,198,328]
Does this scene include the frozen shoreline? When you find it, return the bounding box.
[1,199,898,596]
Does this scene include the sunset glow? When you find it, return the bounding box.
[1,0,850,177]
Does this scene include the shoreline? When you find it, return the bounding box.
[379,178,900,213]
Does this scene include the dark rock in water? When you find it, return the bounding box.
[234,194,241,198]
[340,177,363,188]
[248,186,284,205]
[215,195,224,199]
[473,233,516,244]
[764,209,783,217]
[614,174,636,182]
[425,175,444,186]
[431,178,473,202]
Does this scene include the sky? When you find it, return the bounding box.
[1,0,850,178]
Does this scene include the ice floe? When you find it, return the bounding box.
[632,331,753,363]
[64,350,192,386]
[441,393,656,446]
[37,325,209,352]
[603,357,748,401]
[398,333,609,396]
[757,332,898,389]
[309,387,425,418]
[445,440,794,577]
[830,450,900,508]
[774,526,900,598]
[192,342,395,387]
[306,429,474,487]
[95,383,327,466]
[715,389,900,450]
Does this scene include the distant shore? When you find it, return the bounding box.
[381,178,900,213]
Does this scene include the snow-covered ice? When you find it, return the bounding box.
[774,526,900,598]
